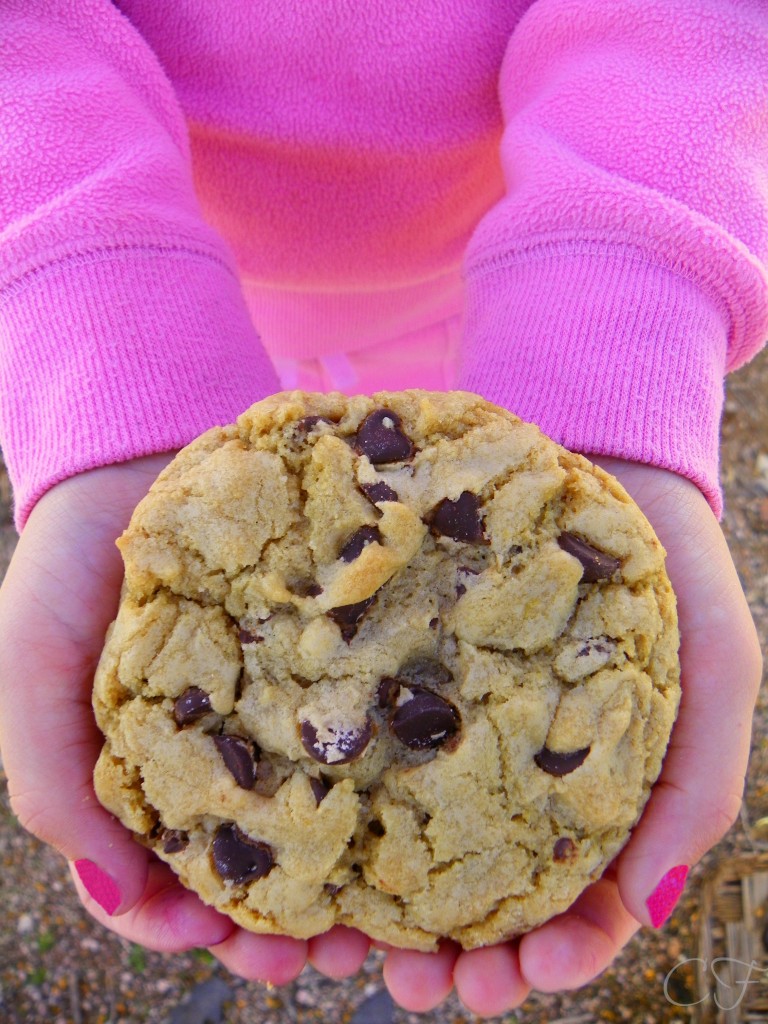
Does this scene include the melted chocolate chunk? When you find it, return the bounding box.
[300,717,373,765]
[160,829,189,854]
[534,745,591,777]
[327,595,376,642]
[557,533,621,583]
[553,837,577,862]
[173,687,212,726]
[339,525,382,563]
[376,676,401,709]
[211,824,274,884]
[213,734,258,790]
[355,409,414,464]
[295,415,334,436]
[391,687,460,751]
[309,777,331,805]
[238,628,261,644]
[367,820,385,837]
[290,580,324,598]
[428,491,485,543]
[361,480,399,504]
[397,658,453,689]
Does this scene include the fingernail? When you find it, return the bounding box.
[74,859,122,916]
[646,864,689,928]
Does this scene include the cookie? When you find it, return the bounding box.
[92,390,680,951]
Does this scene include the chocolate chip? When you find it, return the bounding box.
[160,829,189,854]
[428,492,485,543]
[534,745,590,777]
[576,636,615,658]
[355,409,414,464]
[339,525,381,562]
[391,687,460,751]
[368,820,385,837]
[397,658,453,689]
[309,777,331,805]
[429,617,439,629]
[300,717,373,765]
[238,628,261,644]
[557,533,621,582]
[361,480,399,504]
[327,595,376,642]
[213,735,258,790]
[173,687,212,726]
[376,676,401,709]
[290,580,324,598]
[295,415,334,436]
[211,824,274,884]
[456,582,467,599]
[553,837,576,862]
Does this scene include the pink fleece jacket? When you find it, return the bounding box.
[2,0,767,527]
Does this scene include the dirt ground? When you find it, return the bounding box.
[1,350,766,1024]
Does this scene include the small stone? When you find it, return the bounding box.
[351,988,396,1024]
[17,913,34,935]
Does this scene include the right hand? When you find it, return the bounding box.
[0,456,370,984]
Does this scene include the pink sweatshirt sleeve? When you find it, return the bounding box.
[459,0,768,516]
[0,0,280,529]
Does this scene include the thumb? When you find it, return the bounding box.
[0,550,151,916]
[615,509,761,929]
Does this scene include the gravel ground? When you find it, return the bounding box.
[1,350,766,1024]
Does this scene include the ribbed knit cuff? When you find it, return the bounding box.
[0,247,281,529]
[459,243,729,516]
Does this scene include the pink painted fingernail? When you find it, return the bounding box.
[646,865,689,928]
[74,860,122,916]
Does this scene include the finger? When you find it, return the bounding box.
[520,872,638,991]
[518,877,639,992]
[209,929,308,987]
[382,942,459,1013]
[614,501,761,928]
[453,943,529,1018]
[1,617,152,917]
[0,471,166,918]
[70,860,234,952]
[307,926,370,979]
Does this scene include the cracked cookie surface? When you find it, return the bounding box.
[93,390,680,951]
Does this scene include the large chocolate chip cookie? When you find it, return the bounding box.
[92,390,680,951]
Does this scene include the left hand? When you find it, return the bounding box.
[0,456,370,988]
[382,459,762,1017]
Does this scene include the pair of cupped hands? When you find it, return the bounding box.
[0,446,761,1018]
